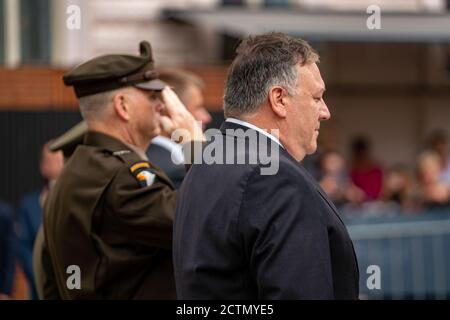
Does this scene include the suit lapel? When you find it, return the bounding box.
[297,162,346,225]
[278,146,346,224]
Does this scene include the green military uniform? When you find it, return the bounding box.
[43,131,177,299]
[42,41,179,299]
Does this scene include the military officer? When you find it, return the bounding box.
[41,41,203,299]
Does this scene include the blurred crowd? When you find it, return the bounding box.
[308,130,450,216]
[0,141,64,299]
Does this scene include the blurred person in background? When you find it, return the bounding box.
[318,150,364,209]
[0,200,15,299]
[416,151,450,211]
[17,141,63,299]
[426,130,450,187]
[382,164,417,213]
[147,69,211,188]
[350,136,384,201]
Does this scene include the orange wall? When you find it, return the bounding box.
[0,67,228,112]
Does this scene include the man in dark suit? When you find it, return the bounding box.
[173,32,359,299]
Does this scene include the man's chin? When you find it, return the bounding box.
[146,127,161,140]
[306,144,318,155]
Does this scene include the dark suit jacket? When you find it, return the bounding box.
[173,121,359,299]
[147,142,186,189]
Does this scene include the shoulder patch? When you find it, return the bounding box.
[129,162,156,187]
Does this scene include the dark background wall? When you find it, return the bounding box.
[0,111,82,211]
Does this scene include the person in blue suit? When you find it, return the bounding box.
[17,141,64,299]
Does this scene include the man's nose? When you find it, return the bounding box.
[201,109,212,125]
[320,101,331,121]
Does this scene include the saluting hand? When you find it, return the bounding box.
[159,87,205,143]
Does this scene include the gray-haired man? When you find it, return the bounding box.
[173,32,359,299]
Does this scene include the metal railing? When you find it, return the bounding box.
[345,211,450,299]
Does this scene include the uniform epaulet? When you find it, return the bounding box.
[112,150,132,157]
[109,149,136,163]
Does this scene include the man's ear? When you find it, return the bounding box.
[268,86,288,118]
[113,92,131,122]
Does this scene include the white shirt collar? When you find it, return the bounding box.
[225,118,284,148]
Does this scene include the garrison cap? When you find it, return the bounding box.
[63,41,167,98]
